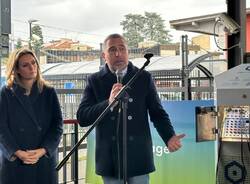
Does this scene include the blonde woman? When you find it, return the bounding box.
[0,48,63,184]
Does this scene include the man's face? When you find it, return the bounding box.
[102,37,129,72]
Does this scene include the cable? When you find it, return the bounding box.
[240,140,246,184]
[12,18,103,47]
[116,102,122,180]
[248,114,250,152]
[216,108,225,184]
[213,19,240,51]
[239,109,246,184]
[12,18,105,37]
[216,137,222,184]
[248,106,250,152]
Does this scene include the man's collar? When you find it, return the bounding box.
[107,64,128,75]
[101,62,132,77]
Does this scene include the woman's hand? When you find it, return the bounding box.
[15,148,46,164]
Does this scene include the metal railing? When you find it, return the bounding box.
[58,119,87,184]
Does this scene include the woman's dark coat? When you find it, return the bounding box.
[0,83,63,184]
[77,62,175,178]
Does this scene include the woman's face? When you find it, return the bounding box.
[16,54,38,82]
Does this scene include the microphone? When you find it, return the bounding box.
[144,53,153,60]
[115,70,123,83]
[143,53,153,67]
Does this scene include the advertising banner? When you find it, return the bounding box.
[85,100,216,184]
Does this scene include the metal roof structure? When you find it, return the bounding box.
[40,54,225,76]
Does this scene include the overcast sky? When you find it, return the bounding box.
[11,0,250,48]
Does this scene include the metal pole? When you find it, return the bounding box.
[181,35,189,100]
[28,19,38,50]
[0,1,2,88]
[63,134,67,183]
[29,21,32,49]
[99,43,104,70]
[74,123,79,184]
[227,0,246,68]
[0,0,11,88]
[0,41,2,88]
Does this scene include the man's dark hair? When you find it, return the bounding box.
[103,33,127,50]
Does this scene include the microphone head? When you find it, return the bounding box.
[115,70,123,83]
[144,53,154,60]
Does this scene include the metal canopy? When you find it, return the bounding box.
[169,8,249,37]
[170,13,221,36]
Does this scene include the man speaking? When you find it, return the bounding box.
[77,33,185,184]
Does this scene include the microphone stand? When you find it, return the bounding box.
[121,88,129,184]
[56,54,153,182]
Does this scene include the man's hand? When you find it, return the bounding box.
[109,83,123,104]
[167,134,185,152]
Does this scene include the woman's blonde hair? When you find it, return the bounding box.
[6,48,48,92]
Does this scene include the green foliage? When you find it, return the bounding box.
[143,12,172,44]
[16,38,23,49]
[31,25,44,51]
[120,12,172,47]
[1,57,8,66]
[120,14,145,48]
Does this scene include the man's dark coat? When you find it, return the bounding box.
[77,62,175,178]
